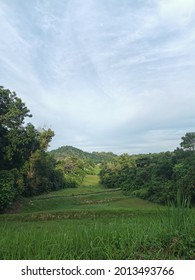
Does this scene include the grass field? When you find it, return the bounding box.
[0,174,195,260]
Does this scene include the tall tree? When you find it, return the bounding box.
[0,86,36,169]
[180,132,195,152]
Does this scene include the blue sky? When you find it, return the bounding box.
[0,0,195,154]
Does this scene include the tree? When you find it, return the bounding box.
[0,86,65,209]
[0,86,35,169]
[180,132,195,152]
[22,150,64,196]
[0,86,32,129]
[56,156,87,188]
[37,128,55,151]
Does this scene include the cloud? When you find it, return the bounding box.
[158,0,195,27]
[0,0,195,154]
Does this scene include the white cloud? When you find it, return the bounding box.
[0,0,195,154]
[158,0,195,26]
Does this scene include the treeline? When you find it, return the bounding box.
[50,145,118,164]
[1,86,195,211]
[0,87,87,212]
[100,133,195,205]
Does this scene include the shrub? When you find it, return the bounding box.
[0,169,24,211]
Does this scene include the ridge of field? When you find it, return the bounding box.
[13,174,160,215]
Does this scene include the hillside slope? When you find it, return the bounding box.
[50,145,117,163]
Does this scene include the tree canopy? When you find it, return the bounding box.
[180,132,195,152]
[100,136,195,205]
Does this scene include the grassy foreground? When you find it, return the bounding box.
[0,175,195,260]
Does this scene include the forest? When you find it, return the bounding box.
[100,145,195,205]
[50,145,118,164]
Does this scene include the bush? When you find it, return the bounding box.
[132,188,149,199]
[64,176,79,188]
[0,169,24,211]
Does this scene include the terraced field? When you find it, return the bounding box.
[0,174,194,260]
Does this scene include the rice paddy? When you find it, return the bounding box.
[0,174,194,260]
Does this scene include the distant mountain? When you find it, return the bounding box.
[50,146,118,163]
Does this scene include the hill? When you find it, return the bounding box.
[49,145,118,163]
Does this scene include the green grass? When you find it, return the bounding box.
[34,175,105,199]
[1,211,194,260]
[17,174,158,213]
[0,174,195,260]
[19,192,159,214]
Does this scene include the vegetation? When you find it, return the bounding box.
[1,86,195,260]
[0,175,194,260]
[50,145,118,164]
[0,87,65,211]
[100,135,195,205]
[0,212,194,260]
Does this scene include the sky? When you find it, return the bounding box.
[0,0,195,154]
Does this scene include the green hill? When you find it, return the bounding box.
[50,146,117,163]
